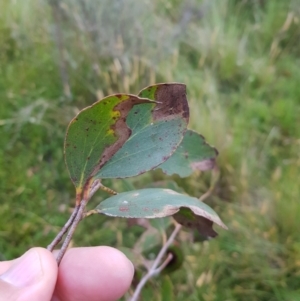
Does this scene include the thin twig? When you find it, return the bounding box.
[153,253,173,276]
[198,189,213,202]
[56,199,87,265]
[199,166,220,202]
[47,204,80,252]
[130,253,173,300]
[48,179,102,263]
[88,179,102,199]
[129,223,182,301]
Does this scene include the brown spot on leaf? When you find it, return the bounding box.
[160,205,179,217]
[94,95,153,172]
[119,206,129,212]
[152,84,189,123]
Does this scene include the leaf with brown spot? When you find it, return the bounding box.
[64,94,153,199]
[95,188,227,237]
[95,83,189,179]
[140,82,189,122]
[173,208,218,238]
[157,129,218,177]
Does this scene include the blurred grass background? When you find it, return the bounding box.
[1,0,300,300]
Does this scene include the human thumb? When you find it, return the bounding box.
[0,248,58,301]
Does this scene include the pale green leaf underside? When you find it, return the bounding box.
[95,188,227,230]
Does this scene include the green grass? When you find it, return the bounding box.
[1,0,300,300]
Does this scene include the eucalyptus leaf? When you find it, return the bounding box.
[158,129,218,177]
[64,94,153,196]
[95,189,227,236]
[96,83,189,179]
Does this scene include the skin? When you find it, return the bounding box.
[0,247,134,301]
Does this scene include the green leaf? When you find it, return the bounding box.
[95,83,189,179]
[161,276,175,301]
[157,129,218,177]
[64,94,153,196]
[95,189,227,237]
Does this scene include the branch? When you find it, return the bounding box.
[129,223,182,301]
[47,204,80,252]
[56,198,87,265]
[47,179,103,263]
[152,253,173,276]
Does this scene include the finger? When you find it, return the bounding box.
[0,260,14,274]
[52,246,134,301]
[0,248,58,301]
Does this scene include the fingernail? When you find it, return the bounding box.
[0,249,43,287]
